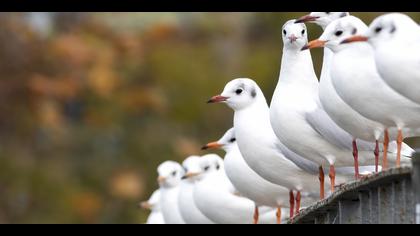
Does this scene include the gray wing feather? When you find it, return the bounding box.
[275,141,319,175]
[305,106,354,150]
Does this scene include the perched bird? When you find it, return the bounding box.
[360,13,420,105]
[300,14,414,176]
[202,128,304,223]
[314,15,419,169]
[269,20,374,195]
[193,153,279,224]
[340,13,420,167]
[207,77,345,209]
[140,189,165,224]
[157,161,186,224]
[178,156,214,224]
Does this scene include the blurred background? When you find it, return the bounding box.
[0,12,419,224]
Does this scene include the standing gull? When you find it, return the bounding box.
[140,189,165,224]
[325,16,420,168]
[341,13,420,166]
[207,78,344,207]
[157,161,186,224]
[269,20,374,194]
[178,156,214,224]
[193,153,279,224]
[300,14,414,175]
[203,128,309,223]
[360,13,420,105]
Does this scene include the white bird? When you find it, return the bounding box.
[157,161,186,224]
[202,128,310,223]
[299,13,414,176]
[269,20,376,195]
[363,13,420,105]
[321,16,420,168]
[140,189,165,224]
[206,77,347,209]
[178,156,214,224]
[193,153,280,224]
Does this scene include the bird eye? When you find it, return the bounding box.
[172,171,177,176]
[375,27,382,33]
[204,166,210,171]
[183,167,188,173]
[301,29,305,35]
[351,28,357,35]
[235,89,243,95]
[325,12,330,14]
[229,138,236,143]
[283,29,287,35]
[216,164,220,170]
[335,30,343,36]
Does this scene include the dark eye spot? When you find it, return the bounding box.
[301,29,305,35]
[351,28,357,35]
[335,30,343,37]
[172,171,177,176]
[204,166,210,171]
[283,29,287,35]
[229,138,236,143]
[235,89,243,95]
[375,27,382,33]
[390,25,396,33]
[184,167,188,173]
[215,164,220,170]
[251,88,257,98]
[325,12,330,14]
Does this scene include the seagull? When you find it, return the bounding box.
[299,14,414,176]
[157,161,186,224]
[202,128,315,223]
[192,153,280,224]
[206,77,351,208]
[269,20,376,194]
[178,156,215,224]
[316,15,420,169]
[140,189,165,224]
[360,13,420,105]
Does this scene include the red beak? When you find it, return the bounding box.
[295,15,320,23]
[207,95,229,103]
[340,35,369,44]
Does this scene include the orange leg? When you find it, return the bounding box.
[253,206,259,224]
[295,191,301,215]
[352,139,359,179]
[383,129,389,170]
[276,207,282,224]
[397,129,403,167]
[374,140,380,172]
[289,190,295,218]
[319,166,325,200]
[329,165,335,193]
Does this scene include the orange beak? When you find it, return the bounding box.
[340,35,369,44]
[295,15,319,23]
[139,201,153,210]
[201,141,223,150]
[207,95,229,104]
[301,39,327,51]
[157,176,166,184]
[183,172,201,179]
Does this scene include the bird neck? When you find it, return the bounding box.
[278,47,318,85]
[234,98,273,136]
[320,47,333,82]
